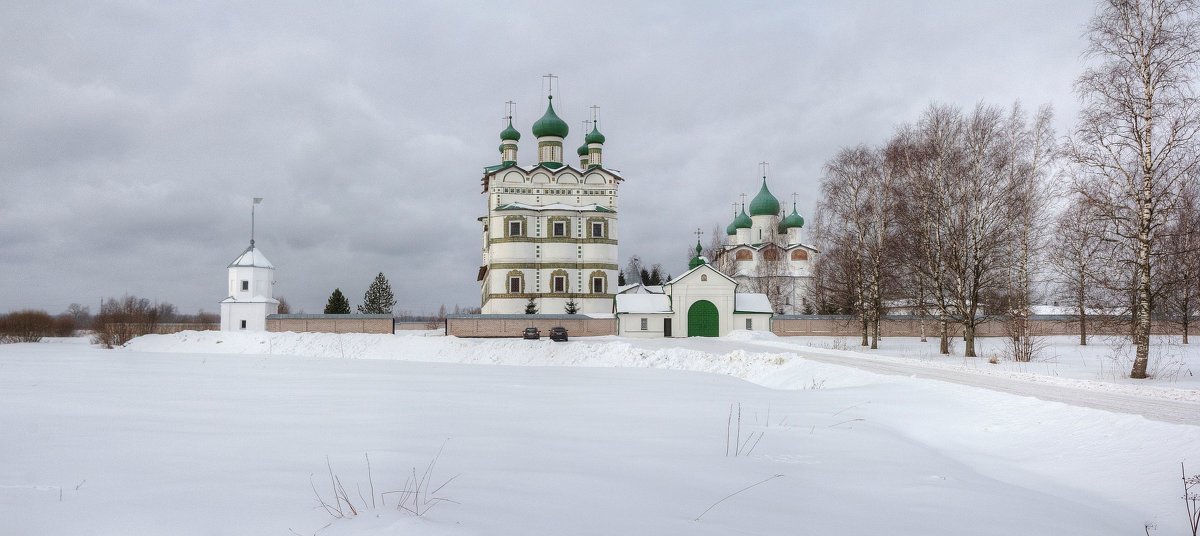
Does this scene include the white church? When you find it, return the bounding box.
[714,175,818,314]
[476,95,621,315]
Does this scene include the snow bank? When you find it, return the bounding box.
[125,331,890,391]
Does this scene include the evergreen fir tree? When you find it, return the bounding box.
[524,297,538,314]
[357,272,397,314]
[324,288,351,314]
[618,270,626,286]
[564,296,579,314]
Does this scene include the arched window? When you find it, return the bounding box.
[735,250,753,261]
[762,248,780,261]
[791,250,809,261]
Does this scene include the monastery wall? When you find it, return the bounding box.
[266,314,394,334]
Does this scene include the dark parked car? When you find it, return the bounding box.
[549,326,568,342]
[522,327,540,340]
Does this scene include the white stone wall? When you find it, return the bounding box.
[664,266,737,337]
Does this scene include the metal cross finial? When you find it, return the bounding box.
[543,74,558,98]
[590,105,600,127]
[251,197,263,247]
[731,202,739,216]
[759,161,770,179]
[694,227,704,242]
[792,192,799,210]
[504,100,515,120]
[739,193,747,209]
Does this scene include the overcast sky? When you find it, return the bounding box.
[1,0,1098,315]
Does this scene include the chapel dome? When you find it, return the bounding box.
[531,96,569,138]
[779,207,805,232]
[748,179,780,216]
[585,124,606,144]
[577,140,589,156]
[500,118,521,142]
[733,208,752,229]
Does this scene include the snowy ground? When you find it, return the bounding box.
[1,333,1197,535]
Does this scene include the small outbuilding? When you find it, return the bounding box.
[219,242,279,332]
[615,243,773,337]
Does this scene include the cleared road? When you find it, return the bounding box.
[630,338,1200,426]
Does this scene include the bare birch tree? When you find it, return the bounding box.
[1051,197,1106,345]
[820,145,898,348]
[1002,103,1058,362]
[1070,0,1200,378]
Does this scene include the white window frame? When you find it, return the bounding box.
[640,318,648,331]
[591,221,604,238]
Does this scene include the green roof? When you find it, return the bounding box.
[780,206,805,231]
[748,178,780,216]
[577,140,589,156]
[531,96,569,138]
[585,124,606,144]
[733,207,752,229]
[500,118,521,142]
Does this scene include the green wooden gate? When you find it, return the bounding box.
[687,300,719,337]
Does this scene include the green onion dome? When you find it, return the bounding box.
[585,124,606,144]
[577,140,589,157]
[500,118,521,142]
[733,207,752,229]
[748,178,781,216]
[779,206,805,232]
[531,96,569,138]
[688,240,705,269]
[726,215,738,235]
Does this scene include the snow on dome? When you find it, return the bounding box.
[228,245,274,268]
[734,293,773,313]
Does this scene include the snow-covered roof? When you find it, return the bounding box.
[495,202,615,213]
[228,245,274,268]
[665,263,737,286]
[617,284,665,295]
[615,294,672,314]
[734,293,773,313]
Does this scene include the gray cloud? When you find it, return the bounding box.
[0,0,1095,314]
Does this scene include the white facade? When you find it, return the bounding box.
[479,97,621,315]
[219,245,278,331]
[615,263,772,337]
[718,178,818,315]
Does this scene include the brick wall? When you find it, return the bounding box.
[446,314,616,338]
[770,315,1200,337]
[266,314,394,334]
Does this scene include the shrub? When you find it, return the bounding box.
[92,296,173,348]
[0,310,55,342]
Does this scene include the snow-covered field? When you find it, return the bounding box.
[1,332,1197,535]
